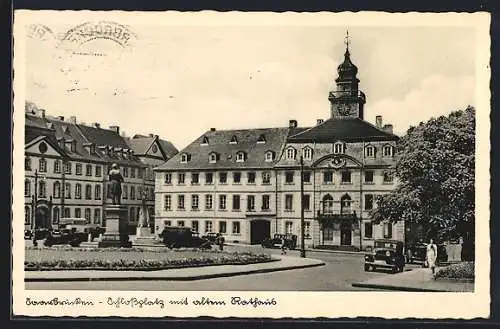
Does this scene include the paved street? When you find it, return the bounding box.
[25,244,405,291]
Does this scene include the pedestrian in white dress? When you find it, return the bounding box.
[426,238,438,276]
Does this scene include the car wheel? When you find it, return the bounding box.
[366,264,374,272]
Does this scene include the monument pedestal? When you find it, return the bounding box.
[98,205,130,248]
[133,226,162,247]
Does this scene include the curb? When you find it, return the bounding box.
[224,243,364,256]
[25,261,325,283]
[351,282,447,292]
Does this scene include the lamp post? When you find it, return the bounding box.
[31,169,45,246]
[300,156,306,258]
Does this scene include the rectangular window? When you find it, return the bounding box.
[130,186,135,200]
[64,162,72,174]
[285,171,294,184]
[138,168,144,179]
[76,163,82,175]
[285,194,293,211]
[84,208,91,222]
[383,170,394,183]
[164,173,172,184]
[65,183,71,199]
[232,221,241,234]
[232,195,240,211]
[303,171,311,183]
[341,170,351,183]
[219,195,227,210]
[205,221,213,233]
[383,222,393,239]
[233,172,241,184]
[164,220,172,227]
[303,194,311,211]
[365,194,374,210]
[191,220,199,232]
[192,194,199,210]
[205,194,213,210]
[86,164,92,176]
[93,209,101,225]
[247,195,255,211]
[63,208,70,218]
[323,171,333,184]
[54,160,61,173]
[177,220,185,227]
[247,172,256,184]
[164,195,172,211]
[25,157,31,171]
[123,185,128,199]
[85,185,92,200]
[285,221,293,234]
[95,166,101,177]
[177,195,185,210]
[364,222,373,238]
[262,172,271,184]
[191,173,199,184]
[123,167,129,177]
[219,172,227,184]
[130,168,136,178]
[262,195,270,211]
[219,221,227,234]
[304,221,311,239]
[324,228,334,241]
[75,208,81,218]
[178,173,185,184]
[205,172,213,184]
[365,170,374,183]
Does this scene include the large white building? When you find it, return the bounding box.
[154,39,404,250]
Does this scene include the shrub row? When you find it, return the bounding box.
[435,262,474,280]
[26,245,253,255]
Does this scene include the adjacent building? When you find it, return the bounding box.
[154,39,404,250]
[24,107,178,233]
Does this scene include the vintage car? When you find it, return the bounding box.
[405,241,448,265]
[364,239,405,273]
[201,232,225,245]
[59,223,105,242]
[159,227,212,249]
[43,229,88,247]
[24,228,51,240]
[261,233,298,250]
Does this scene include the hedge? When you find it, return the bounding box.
[434,262,474,280]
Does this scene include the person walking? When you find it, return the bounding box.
[280,237,287,255]
[426,238,438,276]
[217,235,224,251]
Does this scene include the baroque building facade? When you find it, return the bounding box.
[24,107,178,233]
[154,39,404,250]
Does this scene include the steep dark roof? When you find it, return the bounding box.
[156,127,289,171]
[77,124,129,148]
[287,117,399,143]
[158,139,179,158]
[126,137,155,155]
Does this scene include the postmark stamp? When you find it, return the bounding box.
[60,21,137,48]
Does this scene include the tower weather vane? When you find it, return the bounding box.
[344,29,350,50]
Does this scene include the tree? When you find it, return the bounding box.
[372,106,475,259]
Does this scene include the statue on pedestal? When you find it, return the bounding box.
[138,189,149,228]
[108,163,124,205]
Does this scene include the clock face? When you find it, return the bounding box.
[338,104,351,116]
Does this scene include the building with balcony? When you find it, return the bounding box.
[154,35,404,250]
[24,106,178,233]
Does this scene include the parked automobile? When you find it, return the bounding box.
[364,239,405,273]
[43,229,88,247]
[24,228,51,240]
[59,223,105,241]
[201,232,225,245]
[159,227,212,249]
[405,241,448,265]
[261,233,298,250]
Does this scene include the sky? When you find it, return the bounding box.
[22,14,478,150]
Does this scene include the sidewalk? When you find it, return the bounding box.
[25,255,325,282]
[352,267,474,292]
[224,242,364,256]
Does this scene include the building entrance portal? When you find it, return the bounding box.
[35,206,50,229]
[250,220,270,244]
[340,221,352,245]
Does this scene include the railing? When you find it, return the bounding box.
[328,90,366,102]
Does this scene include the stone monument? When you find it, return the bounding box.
[98,163,131,248]
[133,189,161,246]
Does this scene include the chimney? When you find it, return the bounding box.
[69,116,76,124]
[109,125,120,135]
[93,122,101,129]
[40,109,46,118]
[375,115,383,129]
[149,133,154,137]
[317,119,324,125]
[210,128,216,132]
[289,120,298,128]
[383,124,394,134]
[58,116,64,121]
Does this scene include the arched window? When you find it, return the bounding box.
[364,145,375,158]
[24,179,31,197]
[75,183,82,199]
[93,208,101,224]
[340,194,352,214]
[85,184,92,199]
[25,206,31,225]
[303,147,313,160]
[383,145,394,157]
[52,207,60,224]
[25,157,32,171]
[53,181,61,198]
[84,208,91,223]
[180,153,190,163]
[95,185,101,200]
[65,182,71,198]
[209,153,218,163]
[38,158,47,172]
[38,181,46,198]
[286,147,296,160]
[322,194,334,214]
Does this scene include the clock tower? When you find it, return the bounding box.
[328,31,366,119]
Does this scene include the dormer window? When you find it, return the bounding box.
[333,141,345,155]
[257,134,266,144]
[265,151,274,162]
[230,135,238,144]
[383,145,394,157]
[209,152,218,164]
[236,151,246,162]
[302,147,313,160]
[180,153,190,163]
[201,136,209,145]
[286,147,297,160]
[364,145,375,158]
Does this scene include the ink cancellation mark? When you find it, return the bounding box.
[61,21,137,48]
[27,24,55,41]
